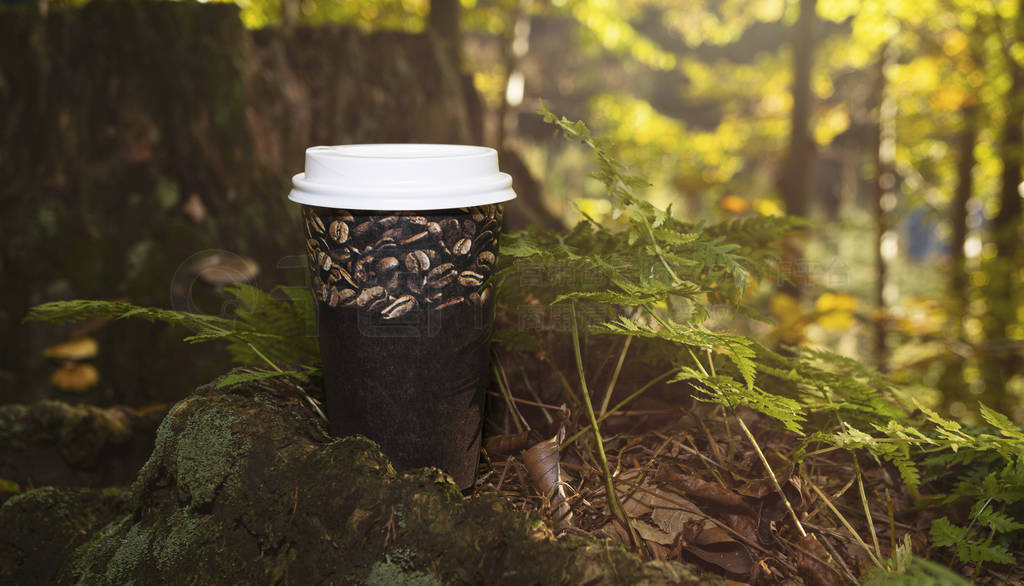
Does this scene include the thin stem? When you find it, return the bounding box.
[246,342,283,373]
[600,335,633,417]
[492,360,526,433]
[885,488,896,556]
[245,342,326,422]
[854,457,882,560]
[570,302,642,552]
[807,478,884,568]
[736,415,807,538]
[561,368,678,449]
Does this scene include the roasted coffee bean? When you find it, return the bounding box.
[329,248,352,264]
[471,209,485,223]
[333,209,355,223]
[476,251,495,270]
[328,287,357,308]
[462,219,476,235]
[353,221,374,238]
[305,213,326,236]
[378,215,400,228]
[408,216,428,226]
[405,250,430,272]
[435,296,466,310]
[353,259,373,284]
[312,275,326,301]
[367,296,391,313]
[316,251,330,271]
[381,295,418,320]
[479,218,499,234]
[480,285,494,307]
[425,291,444,304]
[361,245,375,256]
[425,249,438,262]
[426,263,457,289]
[468,291,481,307]
[355,286,386,307]
[452,237,472,257]
[473,230,494,250]
[402,231,429,245]
[426,262,455,279]
[458,270,484,287]
[375,237,397,251]
[377,256,399,273]
[327,265,358,288]
[328,220,349,243]
[426,222,442,238]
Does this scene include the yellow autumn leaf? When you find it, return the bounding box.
[719,194,750,214]
[896,298,947,336]
[815,292,857,330]
[771,293,807,345]
[754,198,783,217]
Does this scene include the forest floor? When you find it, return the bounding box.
[473,363,1021,585]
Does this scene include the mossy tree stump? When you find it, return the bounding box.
[0,379,717,584]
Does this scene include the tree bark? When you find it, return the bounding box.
[428,0,462,62]
[982,0,1024,405]
[939,100,979,404]
[871,44,897,371]
[778,0,817,299]
[950,103,978,312]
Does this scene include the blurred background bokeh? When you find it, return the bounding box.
[1,0,1022,420]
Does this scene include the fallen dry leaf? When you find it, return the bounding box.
[796,533,838,586]
[658,468,752,513]
[633,518,675,545]
[43,337,98,361]
[683,526,757,578]
[522,417,572,530]
[51,363,100,393]
[483,429,533,456]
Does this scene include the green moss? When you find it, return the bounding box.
[365,554,442,586]
[154,511,203,570]
[104,523,154,585]
[173,405,251,508]
[70,515,132,580]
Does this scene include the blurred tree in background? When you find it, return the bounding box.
[7,0,1022,418]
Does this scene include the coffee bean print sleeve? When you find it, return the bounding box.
[302,205,502,318]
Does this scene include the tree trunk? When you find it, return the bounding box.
[871,44,897,371]
[428,0,462,62]
[950,103,978,312]
[939,100,979,404]
[982,0,1024,406]
[777,0,817,299]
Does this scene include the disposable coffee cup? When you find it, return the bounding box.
[288,144,516,489]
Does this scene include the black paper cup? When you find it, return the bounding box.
[288,145,515,489]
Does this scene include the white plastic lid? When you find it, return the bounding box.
[287,144,517,210]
